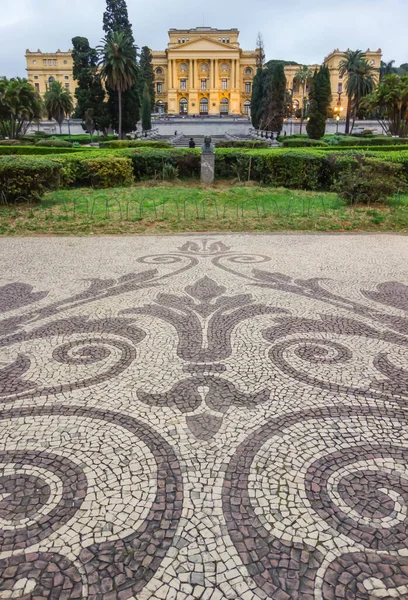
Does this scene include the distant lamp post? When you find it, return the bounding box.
[336,115,340,134]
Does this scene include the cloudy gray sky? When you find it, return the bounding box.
[1,0,407,78]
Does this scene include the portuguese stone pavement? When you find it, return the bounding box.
[0,233,407,600]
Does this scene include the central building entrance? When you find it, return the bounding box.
[179,98,188,115]
[200,98,208,116]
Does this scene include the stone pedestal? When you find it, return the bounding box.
[201,152,215,184]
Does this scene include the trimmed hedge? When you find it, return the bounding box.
[3,147,408,199]
[35,140,73,148]
[281,138,328,148]
[99,140,172,149]
[215,140,270,148]
[0,146,88,156]
[0,157,63,201]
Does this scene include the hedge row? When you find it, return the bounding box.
[99,140,172,149]
[215,140,270,148]
[0,146,88,156]
[281,138,328,148]
[2,148,408,201]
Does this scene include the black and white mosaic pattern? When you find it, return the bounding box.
[0,234,407,600]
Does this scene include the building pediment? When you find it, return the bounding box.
[171,37,238,52]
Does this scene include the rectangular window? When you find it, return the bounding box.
[65,83,70,89]
[65,75,69,80]
[43,59,47,66]
[201,79,207,89]
[34,83,40,92]
[53,59,57,66]
[48,59,52,66]
[338,82,343,93]
[245,82,251,94]
[222,78,228,89]
[34,75,39,80]
[180,79,186,90]
[157,82,163,93]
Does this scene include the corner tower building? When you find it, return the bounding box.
[151,28,257,116]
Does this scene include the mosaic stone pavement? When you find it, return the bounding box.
[0,233,408,600]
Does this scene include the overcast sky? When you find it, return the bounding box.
[1,0,407,78]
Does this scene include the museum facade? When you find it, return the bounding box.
[25,28,382,117]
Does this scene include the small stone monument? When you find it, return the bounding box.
[200,136,215,184]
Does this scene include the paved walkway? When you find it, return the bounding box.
[0,234,407,600]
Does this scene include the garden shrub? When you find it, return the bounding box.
[336,137,408,147]
[79,157,134,188]
[35,139,73,148]
[99,140,172,149]
[215,140,270,149]
[281,138,328,148]
[126,148,200,180]
[162,163,179,181]
[333,161,405,204]
[0,157,63,201]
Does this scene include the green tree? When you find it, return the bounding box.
[99,31,138,139]
[364,74,408,137]
[0,77,43,138]
[141,82,152,131]
[339,50,375,134]
[251,67,265,128]
[264,63,286,132]
[294,64,313,133]
[103,0,139,135]
[43,81,74,134]
[71,36,107,132]
[103,0,135,40]
[251,63,286,131]
[139,46,155,105]
[306,66,332,139]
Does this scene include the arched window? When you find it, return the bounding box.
[179,97,188,114]
[221,63,228,72]
[48,76,55,83]
[245,67,253,75]
[156,101,165,114]
[200,98,209,115]
[180,63,187,72]
[220,98,229,114]
[243,100,251,116]
[156,67,163,75]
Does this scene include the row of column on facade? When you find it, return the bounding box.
[166,59,241,90]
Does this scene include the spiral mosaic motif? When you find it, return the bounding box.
[0,235,407,599]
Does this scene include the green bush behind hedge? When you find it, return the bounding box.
[215,140,270,148]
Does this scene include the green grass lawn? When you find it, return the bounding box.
[1,183,407,235]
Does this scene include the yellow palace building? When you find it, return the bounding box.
[25,29,382,117]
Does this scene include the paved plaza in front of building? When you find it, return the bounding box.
[0,234,407,600]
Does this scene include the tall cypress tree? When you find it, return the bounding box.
[103,0,139,134]
[251,67,265,129]
[139,46,155,106]
[141,82,152,131]
[72,37,108,132]
[307,66,332,139]
[265,63,286,132]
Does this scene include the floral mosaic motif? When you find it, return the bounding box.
[0,237,407,600]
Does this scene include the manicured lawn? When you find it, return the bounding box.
[1,183,407,235]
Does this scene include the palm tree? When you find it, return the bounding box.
[44,81,74,134]
[339,50,375,134]
[294,65,313,133]
[0,77,43,138]
[98,31,138,139]
[380,60,396,80]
